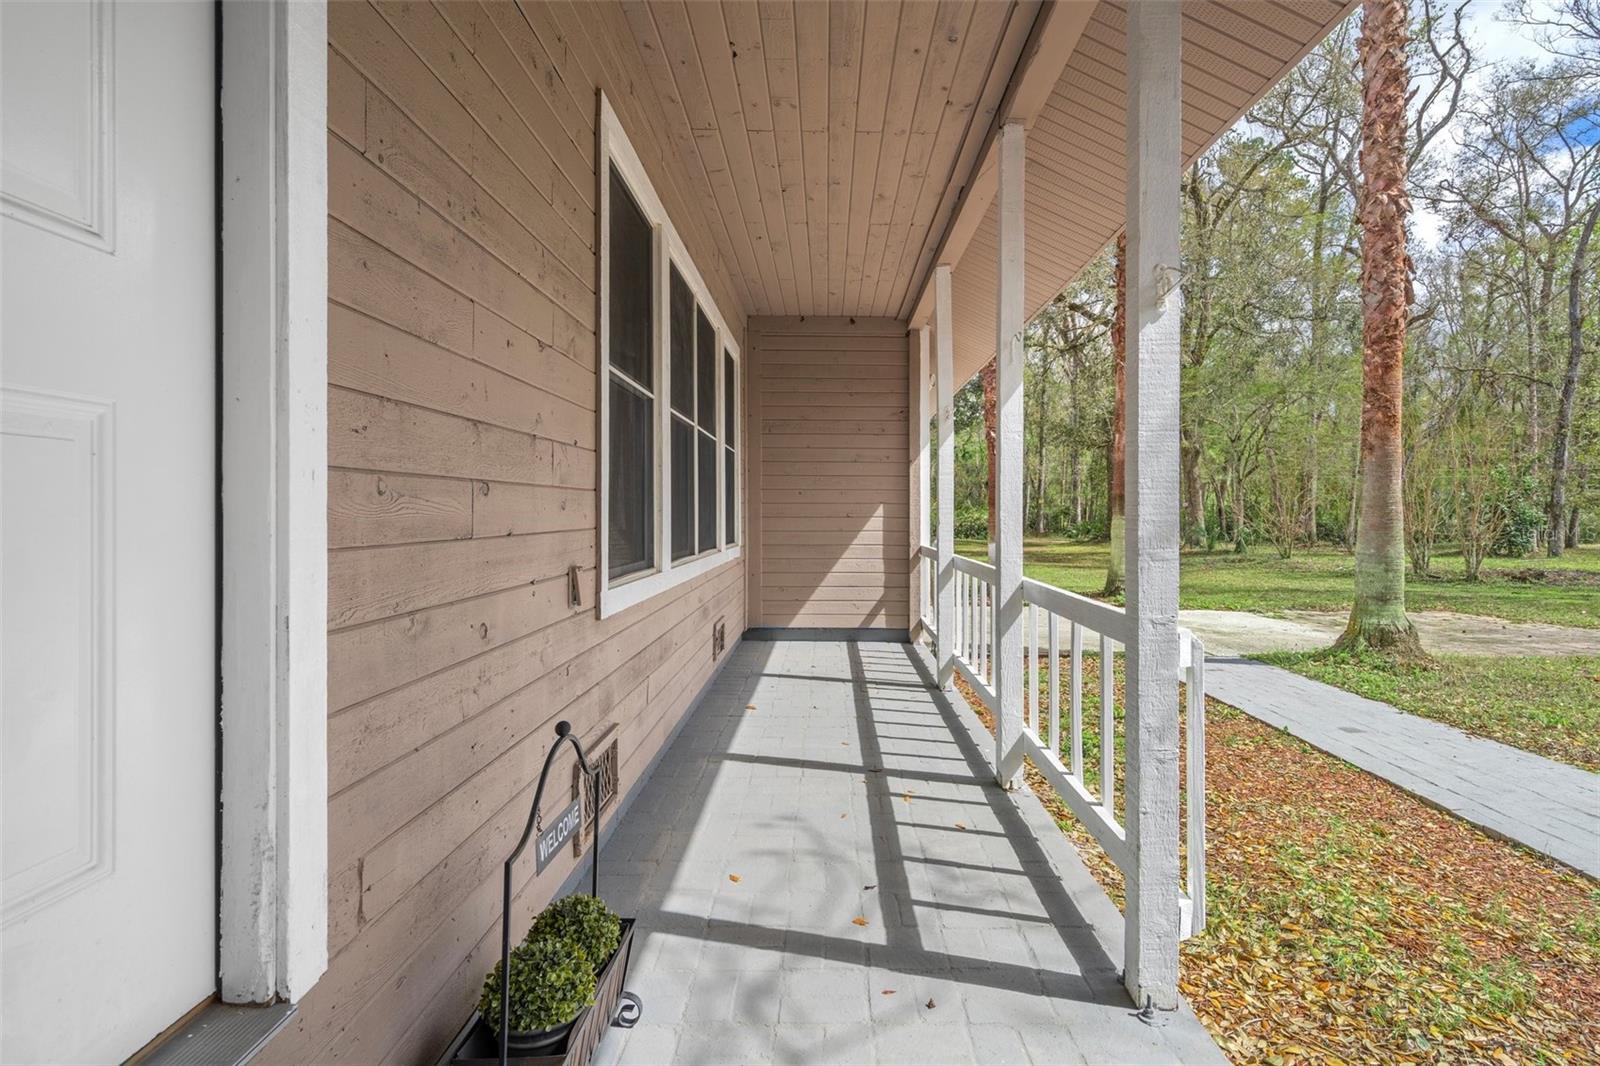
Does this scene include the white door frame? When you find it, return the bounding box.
[218,0,328,1004]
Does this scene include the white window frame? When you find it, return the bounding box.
[598,93,739,619]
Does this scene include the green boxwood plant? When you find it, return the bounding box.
[527,894,621,973]
[478,936,596,1035]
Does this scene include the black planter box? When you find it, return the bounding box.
[441,918,636,1066]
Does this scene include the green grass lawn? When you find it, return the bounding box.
[1258,651,1600,772]
[956,537,1600,629]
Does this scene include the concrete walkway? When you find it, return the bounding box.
[1182,608,1600,657]
[592,640,1225,1065]
[1205,657,1600,879]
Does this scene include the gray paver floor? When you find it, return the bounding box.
[590,640,1224,1066]
[1205,657,1600,879]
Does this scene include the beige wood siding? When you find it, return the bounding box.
[748,316,910,631]
[265,5,747,1063]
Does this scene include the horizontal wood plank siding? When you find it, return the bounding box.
[750,316,910,631]
[264,4,748,1062]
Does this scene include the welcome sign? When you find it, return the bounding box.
[536,797,583,873]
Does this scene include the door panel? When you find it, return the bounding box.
[1,3,217,1062]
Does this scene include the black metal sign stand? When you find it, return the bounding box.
[499,721,601,1066]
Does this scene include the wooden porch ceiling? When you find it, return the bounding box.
[619,0,1354,379]
[621,0,1040,320]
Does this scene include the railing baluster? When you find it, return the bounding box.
[1187,633,1207,935]
[1100,634,1114,816]
[1030,601,1043,736]
[1047,613,1060,754]
[957,571,966,663]
[1070,621,1083,778]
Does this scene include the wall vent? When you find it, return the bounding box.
[573,727,619,855]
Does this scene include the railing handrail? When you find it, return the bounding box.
[918,543,1131,645]
[1021,575,1131,645]
[949,553,997,582]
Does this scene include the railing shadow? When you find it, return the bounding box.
[601,637,1137,1064]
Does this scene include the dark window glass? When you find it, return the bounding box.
[723,351,736,443]
[670,267,694,416]
[725,445,736,544]
[608,168,652,388]
[671,418,695,561]
[698,435,717,554]
[696,308,716,431]
[608,379,652,579]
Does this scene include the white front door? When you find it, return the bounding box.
[1,2,217,1061]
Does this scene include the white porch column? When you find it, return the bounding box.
[934,266,956,686]
[1123,0,1183,1011]
[993,120,1026,789]
[913,326,932,639]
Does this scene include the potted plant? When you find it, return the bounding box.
[528,895,621,974]
[477,936,597,1055]
[439,722,640,1066]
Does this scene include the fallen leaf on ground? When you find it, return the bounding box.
[955,822,967,831]
[881,989,896,996]
[851,916,869,927]
[727,874,741,883]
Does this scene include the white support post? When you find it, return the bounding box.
[935,266,956,687]
[1123,0,1183,1012]
[913,326,932,638]
[993,120,1026,790]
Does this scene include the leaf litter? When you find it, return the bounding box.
[955,661,1600,1064]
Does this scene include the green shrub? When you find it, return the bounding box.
[954,504,990,541]
[528,894,621,972]
[479,936,596,1034]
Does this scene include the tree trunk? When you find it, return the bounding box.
[1181,428,1206,546]
[1549,199,1599,556]
[1105,233,1127,596]
[981,357,998,558]
[1337,0,1422,657]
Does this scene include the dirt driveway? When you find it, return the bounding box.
[1179,608,1600,657]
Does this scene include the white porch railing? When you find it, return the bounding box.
[915,545,1206,938]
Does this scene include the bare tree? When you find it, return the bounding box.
[1551,199,1600,552]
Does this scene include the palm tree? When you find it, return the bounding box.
[1336,0,1424,656]
[1104,233,1127,596]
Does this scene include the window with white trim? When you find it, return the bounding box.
[598,94,739,618]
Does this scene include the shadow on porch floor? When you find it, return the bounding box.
[589,640,1223,1065]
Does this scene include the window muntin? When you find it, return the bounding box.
[598,94,740,617]
[605,166,654,580]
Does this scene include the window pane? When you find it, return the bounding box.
[608,168,652,388]
[670,266,693,416]
[608,379,652,579]
[696,307,716,431]
[671,418,695,561]
[725,445,736,544]
[723,351,736,443]
[698,434,717,554]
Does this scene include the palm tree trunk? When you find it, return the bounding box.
[1337,0,1422,657]
[1105,233,1127,596]
[981,357,998,559]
